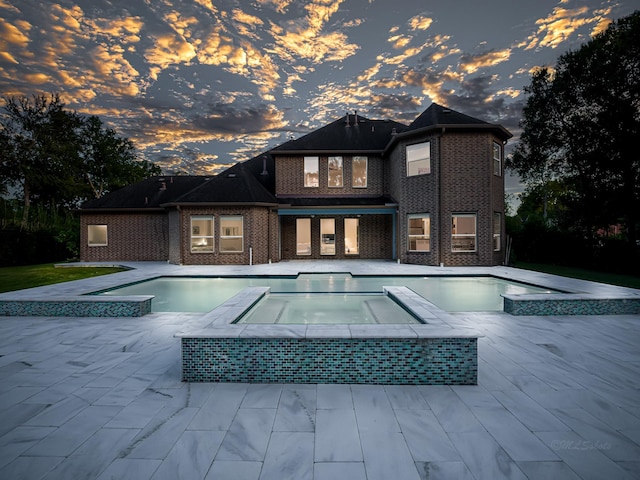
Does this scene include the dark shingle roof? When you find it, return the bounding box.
[80,176,209,210]
[402,102,512,139]
[270,114,407,154]
[167,159,277,205]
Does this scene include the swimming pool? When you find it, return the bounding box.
[97,273,557,313]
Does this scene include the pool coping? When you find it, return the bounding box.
[174,285,484,339]
[176,285,481,385]
[1,262,639,317]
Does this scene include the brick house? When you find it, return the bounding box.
[80,103,512,266]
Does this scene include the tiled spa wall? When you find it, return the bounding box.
[181,337,477,385]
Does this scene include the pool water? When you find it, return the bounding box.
[235,293,422,324]
[98,273,556,313]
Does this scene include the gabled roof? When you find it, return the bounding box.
[164,159,277,205]
[80,176,209,211]
[396,102,512,140]
[270,114,407,155]
[80,102,512,213]
[408,102,491,130]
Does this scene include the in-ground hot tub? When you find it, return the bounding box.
[177,286,481,385]
[235,292,423,325]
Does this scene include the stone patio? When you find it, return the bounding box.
[0,261,639,479]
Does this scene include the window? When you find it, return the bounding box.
[406,141,430,176]
[408,214,430,252]
[304,156,319,187]
[352,156,367,188]
[88,225,107,246]
[320,218,335,255]
[296,218,311,255]
[451,214,476,252]
[328,156,343,187]
[191,216,214,252]
[344,218,359,255]
[493,141,502,176]
[220,216,243,252]
[493,212,501,251]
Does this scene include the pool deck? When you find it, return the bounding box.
[0,260,639,479]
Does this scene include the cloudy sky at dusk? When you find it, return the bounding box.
[1,0,638,197]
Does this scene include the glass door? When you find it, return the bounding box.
[320,218,335,255]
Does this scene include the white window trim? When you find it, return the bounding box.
[220,215,244,253]
[328,156,343,188]
[451,214,477,253]
[493,141,502,176]
[407,214,430,252]
[352,156,368,188]
[493,212,501,252]
[320,218,336,256]
[304,156,319,188]
[406,141,431,177]
[190,215,214,253]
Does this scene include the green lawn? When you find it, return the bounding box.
[514,262,640,290]
[0,263,129,293]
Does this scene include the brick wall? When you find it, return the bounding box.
[388,133,440,265]
[275,155,384,196]
[178,206,274,265]
[167,209,181,264]
[80,212,168,262]
[389,131,505,266]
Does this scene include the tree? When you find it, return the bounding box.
[508,12,640,248]
[0,93,160,223]
[0,94,81,223]
[78,115,160,199]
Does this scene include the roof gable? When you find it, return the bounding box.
[168,158,277,205]
[400,102,512,141]
[408,103,490,130]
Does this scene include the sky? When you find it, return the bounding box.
[1,0,639,200]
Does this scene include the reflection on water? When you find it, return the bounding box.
[99,274,556,313]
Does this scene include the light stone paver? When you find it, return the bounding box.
[0,260,639,479]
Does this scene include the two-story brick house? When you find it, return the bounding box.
[80,103,511,266]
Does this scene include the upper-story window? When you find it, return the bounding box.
[328,156,343,187]
[406,141,430,176]
[493,141,502,176]
[352,156,367,188]
[304,156,319,187]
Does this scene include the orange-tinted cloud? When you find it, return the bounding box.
[145,34,197,80]
[459,48,512,74]
[524,5,613,50]
[409,14,433,31]
[84,16,144,43]
[269,0,359,64]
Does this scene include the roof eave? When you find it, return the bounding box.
[269,149,384,156]
[383,123,513,155]
[79,207,166,213]
[161,201,279,208]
